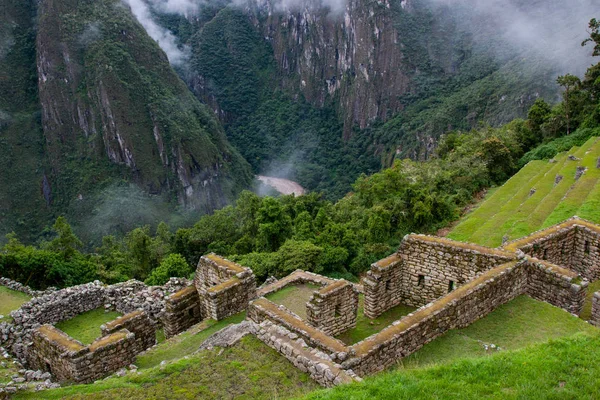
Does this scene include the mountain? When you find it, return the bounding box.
[154,0,576,188]
[0,0,594,241]
[0,0,252,241]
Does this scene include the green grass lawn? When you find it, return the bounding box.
[15,336,319,400]
[55,309,121,345]
[0,286,30,322]
[580,279,600,321]
[305,332,600,400]
[336,296,415,345]
[135,312,246,369]
[266,283,321,319]
[398,295,596,369]
[449,137,600,246]
[449,161,550,242]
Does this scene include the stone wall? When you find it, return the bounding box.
[195,254,256,320]
[101,310,156,354]
[250,320,360,387]
[345,261,528,376]
[28,325,137,383]
[257,270,334,297]
[162,286,203,338]
[591,292,600,327]
[504,217,600,281]
[4,279,188,365]
[0,278,55,297]
[307,280,359,336]
[363,235,515,317]
[524,258,586,315]
[248,298,348,359]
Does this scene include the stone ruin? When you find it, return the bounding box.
[0,217,599,388]
[27,310,155,383]
[161,254,257,337]
[247,217,600,381]
[307,280,359,336]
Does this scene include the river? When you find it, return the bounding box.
[257,175,306,196]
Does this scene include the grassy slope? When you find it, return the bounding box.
[135,312,246,369]
[449,137,600,246]
[55,309,122,345]
[266,284,321,319]
[0,287,30,320]
[337,296,415,345]
[15,336,319,400]
[399,295,596,369]
[305,332,600,400]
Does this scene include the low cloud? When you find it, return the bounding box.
[121,0,189,66]
[427,0,597,76]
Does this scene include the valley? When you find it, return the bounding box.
[0,0,599,398]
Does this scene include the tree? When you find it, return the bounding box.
[46,217,83,259]
[145,253,191,286]
[256,197,292,252]
[527,99,551,141]
[479,136,516,183]
[582,18,600,56]
[557,74,581,135]
[125,226,154,280]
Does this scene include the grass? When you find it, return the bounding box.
[336,296,415,345]
[135,312,246,369]
[305,332,600,400]
[55,309,121,345]
[0,286,30,322]
[580,279,600,321]
[265,283,320,319]
[541,139,600,228]
[398,295,596,369]
[15,336,319,400]
[265,286,416,345]
[449,137,600,246]
[449,161,550,242]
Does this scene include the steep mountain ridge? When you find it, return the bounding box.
[0,0,252,240]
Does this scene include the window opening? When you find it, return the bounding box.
[585,240,590,255]
[448,280,456,293]
[417,275,425,287]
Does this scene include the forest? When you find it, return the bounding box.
[1,19,599,290]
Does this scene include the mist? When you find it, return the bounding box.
[426,0,598,76]
[147,0,201,15]
[78,183,199,245]
[121,0,189,66]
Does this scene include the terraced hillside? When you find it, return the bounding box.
[449,137,600,247]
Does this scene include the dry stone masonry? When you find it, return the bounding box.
[194,254,257,320]
[27,310,155,383]
[591,292,600,327]
[363,235,514,317]
[162,286,203,338]
[504,217,600,281]
[1,217,599,387]
[248,217,599,382]
[307,280,359,336]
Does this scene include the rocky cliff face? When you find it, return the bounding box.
[35,0,251,212]
[249,0,412,137]
[0,0,253,241]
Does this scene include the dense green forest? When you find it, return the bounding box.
[2,18,598,290]
[0,0,578,243]
[156,0,561,198]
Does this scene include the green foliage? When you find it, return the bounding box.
[145,253,191,286]
[519,128,600,165]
